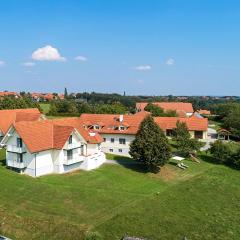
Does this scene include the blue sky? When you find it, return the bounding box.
[0,0,240,95]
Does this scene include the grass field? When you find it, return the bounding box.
[0,150,240,239]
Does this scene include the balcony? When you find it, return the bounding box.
[63,155,85,165]
[7,145,27,153]
[63,142,82,150]
[7,159,27,169]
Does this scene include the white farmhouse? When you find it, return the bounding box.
[1,118,105,177]
[79,113,208,157]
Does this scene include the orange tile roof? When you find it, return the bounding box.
[79,114,147,135]
[134,110,151,117]
[79,113,208,134]
[0,92,20,97]
[50,118,103,144]
[198,109,211,115]
[12,118,103,153]
[0,108,41,134]
[136,102,194,113]
[154,116,208,131]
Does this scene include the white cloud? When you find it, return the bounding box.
[75,55,87,62]
[134,65,152,71]
[0,60,5,67]
[22,62,35,67]
[32,45,66,61]
[166,58,175,65]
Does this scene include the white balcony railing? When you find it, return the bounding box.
[63,155,85,165]
[7,160,27,169]
[63,142,82,150]
[7,145,27,153]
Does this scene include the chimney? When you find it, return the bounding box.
[89,132,96,137]
[119,114,124,122]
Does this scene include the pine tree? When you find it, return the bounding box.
[64,87,68,98]
[129,115,171,172]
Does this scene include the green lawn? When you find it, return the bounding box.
[0,150,240,240]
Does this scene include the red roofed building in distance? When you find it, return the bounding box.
[136,102,194,117]
[31,93,64,102]
[0,91,20,99]
[198,109,211,116]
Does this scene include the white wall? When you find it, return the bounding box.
[5,129,106,177]
[101,134,135,157]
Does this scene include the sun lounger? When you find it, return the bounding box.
[181,163,189,168]
[177,163,185,170]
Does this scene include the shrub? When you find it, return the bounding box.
[210,140,240,169]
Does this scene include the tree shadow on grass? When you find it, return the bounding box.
[199,153,220,165]
[110,155,150,174]
[0,159,6,166]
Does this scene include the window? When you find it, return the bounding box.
[119,138,126,144]
[103,138,106,142]
[80,145,84,155]
[67,149,73,160]
[111,138,115,143]
[17,153,23,163]
[109,149,113,152]
[119,126,125,130]
[17,138,22,148]
[118,149,122,153]
[166,129,174,137]
[68,135,73,144]
[95,125,100,130]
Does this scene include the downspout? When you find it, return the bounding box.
[35,153,37,177]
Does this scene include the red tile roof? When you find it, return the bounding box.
[0,92,20,97]
[79,113,208,134]
[0,108,41,134]
[12,118,103,153]
[50,118,103,144]
[136,102,194,113]
[154,116,208,131]
[198,109,211,115]
[134,110,151,117]
[79,114,147,135]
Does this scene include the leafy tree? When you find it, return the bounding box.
[129,115,171,172]
[144,103,164,116]
[0,96,40,110]
[210,140,240,169]
[223,108,240,137]
[173,121,201,157]
[164,109,178,117]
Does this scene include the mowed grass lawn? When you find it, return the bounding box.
[0,150,240,240]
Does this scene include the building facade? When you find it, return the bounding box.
[1,119,105,177]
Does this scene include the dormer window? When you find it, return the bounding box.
[94,125,100,130]
[119,126,125,131]
[68,135,72,144]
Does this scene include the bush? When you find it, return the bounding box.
[84,231,103,240]
[210,140,240,169]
